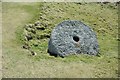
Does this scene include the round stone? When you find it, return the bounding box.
[48,20,99,57]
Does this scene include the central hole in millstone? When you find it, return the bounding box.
[73,36,79,42]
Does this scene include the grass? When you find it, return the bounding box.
[2,2,119,78]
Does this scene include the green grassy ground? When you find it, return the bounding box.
[2,2,119,78]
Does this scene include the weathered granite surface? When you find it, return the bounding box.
[48,20,99,57]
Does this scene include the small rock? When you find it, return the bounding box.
[33,42,38,47]
[102,2,110,4]
[44,34,50,38]
[34,21,41,26]
[39,16,43,19]
[31,29,36,34]
[22,43,30,49]
[36,26,45,30]
[30,50,37,56]
[25,24,29,27]
[25,34,33,41]
[39,16,46,20]
[25,27,35,32]
[93,23,97,25]
[117,38,120,41]
[39,13,42,15]
[28,24,34,28]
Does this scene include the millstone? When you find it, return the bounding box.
[48,20,99,57]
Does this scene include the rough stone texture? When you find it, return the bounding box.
[48,20,99,57]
